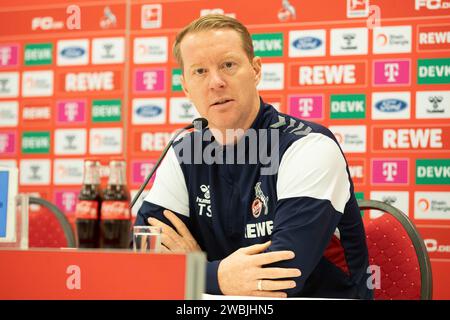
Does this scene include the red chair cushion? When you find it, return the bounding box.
[29,209,69,248]
[364,214,422,300]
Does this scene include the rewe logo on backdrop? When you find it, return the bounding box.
[22,105,51,122]
[418,24,450,51]
[138,131,172,152]
[348,159,365,184]
[372,126,449,151]
[292,62,366,87]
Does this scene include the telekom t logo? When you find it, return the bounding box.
[298,98,313,117]
[384,63,399,82]
[374,60,410,86]
[372,159,408,184]
[64,102,79,121]
[0,47,11,65]
[0,135,8,152]
[62,192,76,211]
[136,69,164,92]
[289,95,323,119]
[143,72,157,90]
[140,163,153,179]
[382,162,398,181]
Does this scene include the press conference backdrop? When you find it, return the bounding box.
[0,0,449,298]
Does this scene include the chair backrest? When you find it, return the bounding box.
[28,196,76,248]
[358,199,432,300]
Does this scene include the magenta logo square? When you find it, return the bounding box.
[132,161,157,184]
[0,132,16,154]
[373,60,410,86]
[57,100,86,123]
[372,159,408,184]
[54,190,79,214]
[288,95,323,119]
[0,45,19,67]
[134,69,165,92]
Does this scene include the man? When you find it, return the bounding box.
[134,14,372,299]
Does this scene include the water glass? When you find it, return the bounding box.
[133,226,162,253]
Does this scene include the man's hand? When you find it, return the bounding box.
[148,210,201,253]
[218,241,301,298]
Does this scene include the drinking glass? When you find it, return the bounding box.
[133,226,162,253]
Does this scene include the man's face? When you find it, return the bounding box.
[180,29,261,132]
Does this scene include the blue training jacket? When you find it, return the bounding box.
[134,99,372,299]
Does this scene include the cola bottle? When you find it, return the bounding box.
[100,159,131,249]
[75,160,102,248]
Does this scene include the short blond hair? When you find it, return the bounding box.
[173,14,254,70]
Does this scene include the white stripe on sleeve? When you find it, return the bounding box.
[144,146,189,217]
[276,133,351,214]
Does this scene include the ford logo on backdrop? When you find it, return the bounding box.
[375,99,407,112]
[61,47,85,58]
[136,105,162,117]
[293,37,322,50]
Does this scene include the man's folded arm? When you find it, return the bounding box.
[266,133,351,296]
[135,201,224,294]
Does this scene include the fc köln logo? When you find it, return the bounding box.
[251,182,269,218]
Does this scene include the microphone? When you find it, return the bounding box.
[129,117,208,209]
